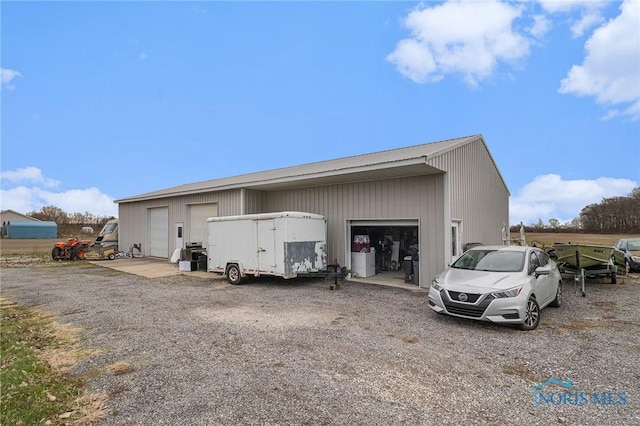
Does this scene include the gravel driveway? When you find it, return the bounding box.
[2,264,639,425]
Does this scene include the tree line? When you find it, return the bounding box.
[579,187,640,233]
[511,187,640,234]
[27,205,115,226]
[27,205,115,235]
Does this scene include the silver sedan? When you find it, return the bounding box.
[429,245,562,330]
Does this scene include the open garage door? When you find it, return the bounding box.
[149,207,169,258]
[189,203,218,247]
[347,219,419,285]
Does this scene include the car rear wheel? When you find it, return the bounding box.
[624,260,630,274]
[550,281,562,307]
[520,296,540,331]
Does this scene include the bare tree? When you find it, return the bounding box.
[28,205,68,224]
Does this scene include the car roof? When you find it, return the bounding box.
[468,245,530,252]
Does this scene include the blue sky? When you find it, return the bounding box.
[1,0,639,226]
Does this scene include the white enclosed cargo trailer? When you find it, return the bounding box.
[207,211,330,284]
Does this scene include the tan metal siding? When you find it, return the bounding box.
[243,189,267,214]
[427,139,509,247]
[264,175,445,283]
[118,189,245,258]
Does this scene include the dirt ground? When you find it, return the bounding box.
[0,238,83,257]
[522,232,638,247]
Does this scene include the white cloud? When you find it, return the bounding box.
[537,0,607,14]
[387,0,531,86]
[570,9,605,38]
[528,14,552,39]
[535,1,606,37]
[1,166,60,188]
[558,0,640,120]
[509,174,637,225]
[0,167,117,217]
[1,67,22,89]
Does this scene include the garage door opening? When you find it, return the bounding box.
[347,220,419,287]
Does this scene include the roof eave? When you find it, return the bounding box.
[116,157,442,203]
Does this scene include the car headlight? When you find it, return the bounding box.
[631,255,639,262]
[492,286,523,298]
[431,279,442,291]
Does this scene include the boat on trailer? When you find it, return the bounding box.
[552,242,618,296]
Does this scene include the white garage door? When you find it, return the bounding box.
[189,203,218,246]
[149,207,169,258]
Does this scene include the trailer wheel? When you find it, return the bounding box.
[226,264,242,285]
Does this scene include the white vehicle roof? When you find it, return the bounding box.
[468,245,531,252]
[207,211,326,222]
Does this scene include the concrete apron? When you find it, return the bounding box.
[88,257,426,291]
[88,257,218,279]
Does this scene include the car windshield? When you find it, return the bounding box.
[452,249,525,272]
[628,240,640,251]
[99,223,117,235]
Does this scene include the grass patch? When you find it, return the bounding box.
[562,318,606,330]
[0,298,105,425]
[502,363,541,383]
[106,361,136,376]
[590,301,617,311]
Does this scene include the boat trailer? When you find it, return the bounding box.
[557,249,617,297]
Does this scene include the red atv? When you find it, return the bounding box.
[52,237,91,261]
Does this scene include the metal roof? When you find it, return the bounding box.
[0,209,41,222]
[117,134,507,203]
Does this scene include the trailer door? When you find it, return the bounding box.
[257,219,276,274]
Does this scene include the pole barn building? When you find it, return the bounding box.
[115,135,510,287]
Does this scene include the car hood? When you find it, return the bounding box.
[436,268,525,292]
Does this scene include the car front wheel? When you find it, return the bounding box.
[520,296,540,331]
[550,281,562,307]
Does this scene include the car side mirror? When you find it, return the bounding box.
[534,265,550,278]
